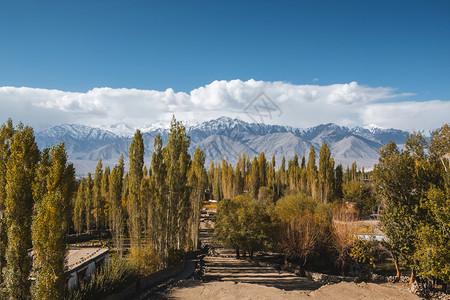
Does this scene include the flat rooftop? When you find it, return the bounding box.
[67,247,109,271]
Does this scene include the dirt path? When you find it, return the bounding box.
[200,256,321,291]
[166,253,419,300]
[165,208,419,300]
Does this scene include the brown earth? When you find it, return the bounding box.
[166,208,418,300]
[167,255,419,300]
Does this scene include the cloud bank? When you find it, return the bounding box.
[0,79,447,131]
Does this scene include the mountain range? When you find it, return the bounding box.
[35,117,411,176]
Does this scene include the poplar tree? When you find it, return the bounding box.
[128,130,144,249]
[221,159,232,199]
[0,120,14,293]
[258,152,267,187]
[93,159,103,230]
[300,155,307,192]
[85,173,93,233]
[267,155,276,191]
[73,179,86,235]
[318,142,335,203]
[288,154,300,190]
[251,157,260,199]
[149,134,166,256]
[213,164,222,201]
[110,154,125,255]
[187,148,207,250]
[306,147,318,199]
[234,163,244,196]
[140,172,151,238]
[102,166,111,230]
[334,163,344,199]
[32,143,75,299]
[4,124,39,299]
[164,117,191,251]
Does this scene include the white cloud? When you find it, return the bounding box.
[0,79,447,132]
[361,100,450,132]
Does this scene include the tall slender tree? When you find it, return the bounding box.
[110,154,125,255]
[93,159,104,230]
[32,143,75,299]
[128,130,145,249]
[318,142,335,203]
[73,179,86,235]
[164,117,191,251]
[149,134,166,255]
[187,148,207,250]
[85,173,93,233]
[251,157,260,199]
[4,124,39,299]
[0,120,14,293]
[306,147,318,199]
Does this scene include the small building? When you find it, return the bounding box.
[66,247,109,290]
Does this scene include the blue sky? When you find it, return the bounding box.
[0,0,449,130]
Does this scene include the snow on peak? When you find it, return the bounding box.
[364,124,384,133]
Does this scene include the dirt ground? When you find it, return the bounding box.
[166,255,419,300]
[165,208,419,300]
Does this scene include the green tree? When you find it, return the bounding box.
[414,124,450,284]
[110,154,125,255]
[164,117,191,252]
[73,179,86,235]
[334,163,344,199]
[215,195,273,258]
[187,148,207,250]
[374,136,431,282]
[0,120,14,294]
[318,142,335,203]
[4,124,39,299]
[306,147,318,198]
[102,165,111,230]
[93,158,104,230]
[267,155,276,192]
[251,157,260,199]
[128,130,145,249]
[149,134,167,257]
[85,173,94,233]
[258,152,267,188]
[288,154,300,191]
[32,143,75,299]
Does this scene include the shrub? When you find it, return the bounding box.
[128,246,162,276]
[275,193,332,266]
[65,254,138,300]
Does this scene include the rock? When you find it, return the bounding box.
[409,281,419,294]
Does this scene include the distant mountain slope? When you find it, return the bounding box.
[35,117,411,176]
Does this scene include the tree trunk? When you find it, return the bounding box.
[394,256,401,281]
[236,248,240,258]
[409,268,416,285]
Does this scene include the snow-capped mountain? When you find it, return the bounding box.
[35,117,411,176]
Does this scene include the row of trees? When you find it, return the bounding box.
[0,116,210,299]
[72,117,208,265]
[0,120,76,299]
[209,143,343,204]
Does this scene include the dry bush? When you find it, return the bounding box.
[332,203,358,273]
[279,210,319,266]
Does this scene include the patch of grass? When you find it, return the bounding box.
[65,254,138,300]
